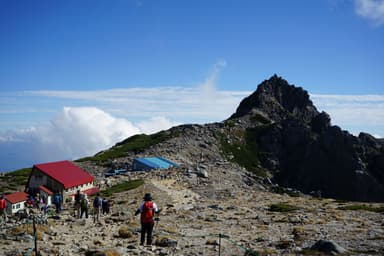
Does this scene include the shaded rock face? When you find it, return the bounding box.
[230,75,384,202]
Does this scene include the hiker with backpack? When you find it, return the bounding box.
[102,198,110,215]
[80,194,89,219]
[39,194,48,215]
[93,193,102,223]
[134,193,159,246]
[0,194,7,224]
[74,190,82,218]
[53,191,62,214]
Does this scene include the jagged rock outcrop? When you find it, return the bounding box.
[231,74,318,123]
[229,75,384,202]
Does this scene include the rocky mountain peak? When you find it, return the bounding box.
[226,75,384,202]
[231,74,318,123]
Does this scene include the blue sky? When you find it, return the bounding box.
[0,0,383,171]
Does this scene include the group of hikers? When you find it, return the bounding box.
[23,190,112,224]
[28,191,63,214]
[26,193,49,214]
[1,190,160,246]
[72,190,111,223]
[59,190,159,245]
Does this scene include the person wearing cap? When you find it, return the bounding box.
[0,194,8,224]
[135,193,159,246]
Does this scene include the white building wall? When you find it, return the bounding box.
[39,190,52,206]
[64,181,95,201]
[7,201,26,215]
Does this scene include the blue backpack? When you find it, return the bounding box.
[93,196,101,208]
[54,194,61,204]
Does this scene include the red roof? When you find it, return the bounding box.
[33,160,94,189]
[5,191,28,204]
[71,187,100,197]
[39,185,53,195]
[82,187,100,196]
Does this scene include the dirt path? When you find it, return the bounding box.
[150,179,201,210]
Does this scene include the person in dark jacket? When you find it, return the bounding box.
[80,194,89,219]
[74,190,82,218]
[102,198,110,215]
[53,192,62,214]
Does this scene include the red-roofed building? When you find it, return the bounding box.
[27,160,98,204]
[5,191,28,214]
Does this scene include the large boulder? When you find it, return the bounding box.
[310,239,346,255]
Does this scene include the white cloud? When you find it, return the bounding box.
[23,60,243,124]
[45,107,141,154]
[197,60,227,101]
[0,107,181,171]
[24,87,245,123]
[355,0,384,26]
[311,94,384,137]
[0,61,250,171]
[137,117,180,134]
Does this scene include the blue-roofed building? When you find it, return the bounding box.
[132,157,179,171]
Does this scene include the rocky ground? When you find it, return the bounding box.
[1,164,384,256]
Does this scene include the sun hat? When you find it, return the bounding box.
[143,193,152,201]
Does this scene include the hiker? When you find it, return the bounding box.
[53,191,62,214]
[0,194,7,224]
[27,194,35,208]
[74,190,82,218]
[134,193,159,246]
[102,198,110,215]
[40,195,48,215]
[80,194,89,219]
[93,193,102,223]
[35,193,41,209]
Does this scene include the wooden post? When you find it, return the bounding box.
[33,216,38,256]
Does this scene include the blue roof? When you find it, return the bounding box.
[134,157,178,169]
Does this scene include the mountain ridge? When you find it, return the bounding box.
[80,75,384,202]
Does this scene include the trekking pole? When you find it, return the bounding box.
[153,217,159,237]
[218,233,221,256]
[33,216,38,256]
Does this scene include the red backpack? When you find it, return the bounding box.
[0,199,6,209]
[141,201,154,223]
